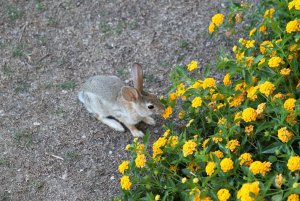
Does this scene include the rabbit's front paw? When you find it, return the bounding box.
[132,130,144,138]
[143,117,156,125]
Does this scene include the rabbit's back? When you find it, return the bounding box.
[80,75,124,100]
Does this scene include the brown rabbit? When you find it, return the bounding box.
[78,63,164,137]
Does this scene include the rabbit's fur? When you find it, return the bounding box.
[78,63,164,137]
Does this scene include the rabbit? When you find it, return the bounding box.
[78,63,165,137]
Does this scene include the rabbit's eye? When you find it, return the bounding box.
[148,105,154,109]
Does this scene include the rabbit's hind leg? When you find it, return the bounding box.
[96,114,125,132]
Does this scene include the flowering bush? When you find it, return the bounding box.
[115,1,300,200]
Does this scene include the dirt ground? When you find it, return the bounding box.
[0,1,227,200]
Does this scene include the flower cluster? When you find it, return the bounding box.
[209,13,224,33]
[116,1,300,200]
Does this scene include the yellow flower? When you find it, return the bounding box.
[286,20,300,33]
[220,158,234,173]
[236,51,245,61]
[162,106,173,119]
[203,78,216,89]
[182,140,197,157]
[239,153,253,166]
[245,40,255,49]
[217,189,231,201]
[208,22,215,33]
[187,60,199,71]
[234,111,242,119]
[247,86,258,101]
[242,107,257,122]
[290,44,298,51]
[284,98,296,111]
[212,150,224,159]
[249,161,272,176]
[135,154,146,168]
[245,56,254,67]
[223,73,232,86]
[163,129,170,137]
[273,93,285,100]
[264,8,275,19]
[235,82,246,92]
[256,102,266,119]
[169,92,177,101]
[182,177,187,183]
[202,138,210,149]
[287,156,300,172]
[259,81,276,97]
[258,57,266,66]
[192,97,203,108]
[200,197,213,201]
[118,160,129,174]
[193,178,199,183]
[245,125,254,135]
[237,181,260,201]
[120,175,132,190]
[176,83,186,96]
[212,13,224,26]
[168,136,178,147]
[278,127,294,143]
[153,137,167,158]
[213,137,223,143]
[259,25,267,34]
[287,194,299,201]
[216,103,226,110]
[218,117,226,125]
[153,137,167,148]
[211,93,224,101]
[268,56,283,68]
[232,45,238,52]
[275,174,283,188]
[136,143,145,154]
[206,161,216,176]
[229,94,244,107]
[226,139,240,152]
[289,1,296,10]
[190,80,203,89]
[125,144,131,151]
[190,187,200,197]
[155,195,161,201]
[260,40,273,54]
[280,68,291,76]
[249,28,257,36]
[286,112,297,125]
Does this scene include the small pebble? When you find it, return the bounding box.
[33,122,41,126]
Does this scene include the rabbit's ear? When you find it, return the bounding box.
[132,63,144,93]
[121,86,140,102]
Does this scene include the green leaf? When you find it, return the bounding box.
[271,194,283,201]
[254,55,264,64]
[262,142,281,154]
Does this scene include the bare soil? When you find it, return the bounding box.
[0,1,227,200]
